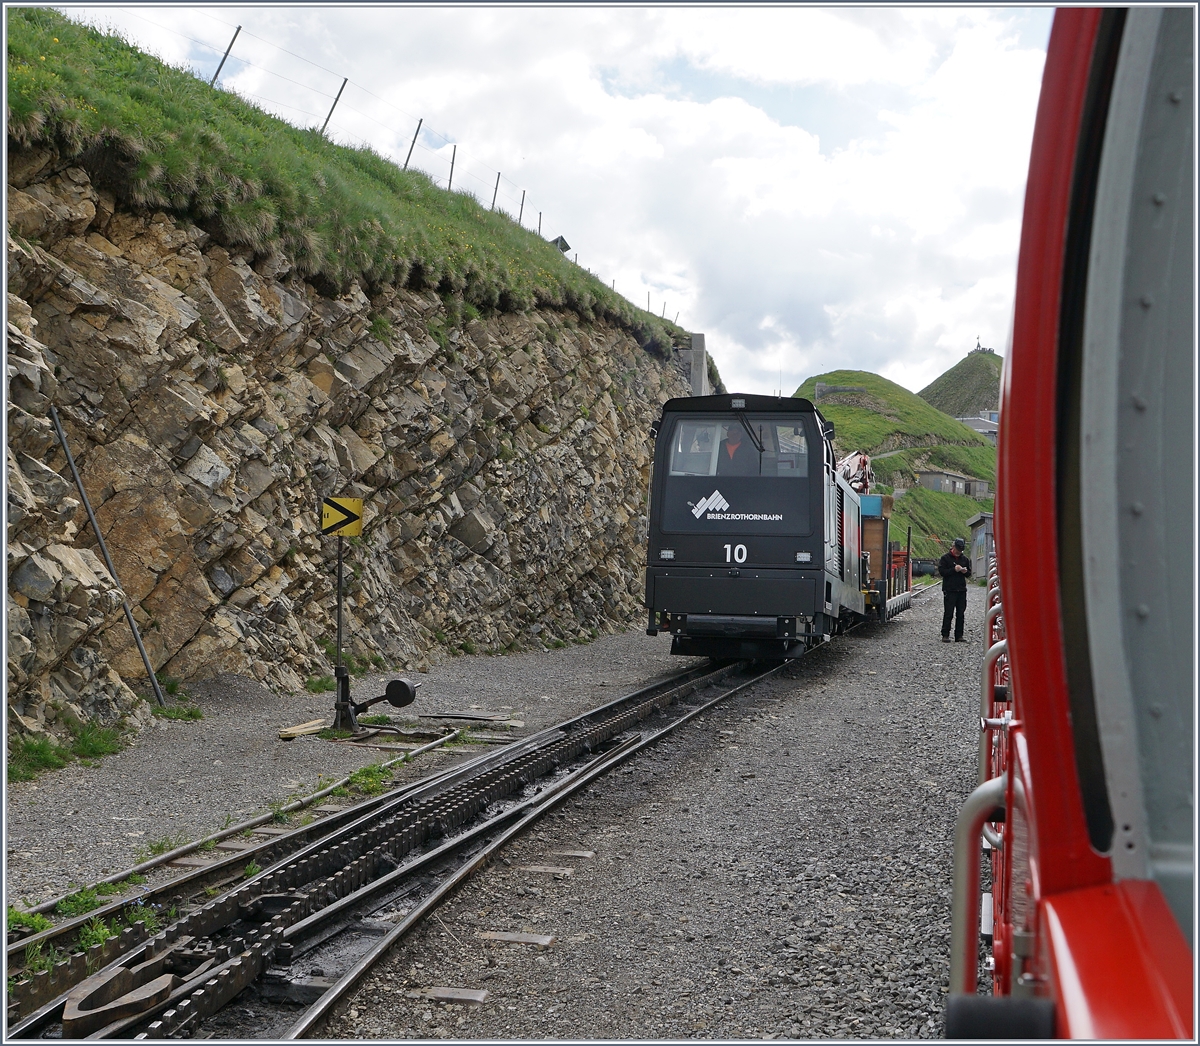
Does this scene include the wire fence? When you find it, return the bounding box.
[79,9,683,326]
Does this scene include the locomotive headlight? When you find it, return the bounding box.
[795,551,812,563]
[659,549,676,561]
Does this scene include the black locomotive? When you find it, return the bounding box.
[644,393,909,659]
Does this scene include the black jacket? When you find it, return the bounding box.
[938,550,972,592]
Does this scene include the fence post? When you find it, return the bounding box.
[490,172,501,211]
[518,190,525,225]
[321,78,348,135]
[209,25,241,87]
[647,291,651,311]
[661,302,666,318]
[404,118,422,170]
[448,144,457,191]
[538,212,542,236]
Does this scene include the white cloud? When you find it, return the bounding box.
[65,5,1052,395]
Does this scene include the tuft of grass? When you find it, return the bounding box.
[56,888,102,918]
[7,8,687,357]
[7,734,72,781]
[306,675,336,693]
[317,728,354,741]
[151,700,203,720]
[23,942,66,975]
[549,639,567,649]
[137,834,186,860]
[347,763,390,796]
[67,721,123,759]
[76,916,116,951]
[124,873,148,885]
[368,315,393,341]
[357,714,391,726]
[458,640,477,655]
[7,906,52,935]
[123,903,160,934]
[243,862,261,878]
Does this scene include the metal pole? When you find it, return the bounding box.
[403,118,422,170]
[518,189,525,224]
[336,535,344,669]
[491,172,501,211]
[447,144,456,191]
[674,312,679,324]
[321,77,348,135]
[333,533,354,731]
[538,212,542,236]
[661,302,666,318]
[209,25,241,87]
[647,291,651,312]
[49,407,166,707]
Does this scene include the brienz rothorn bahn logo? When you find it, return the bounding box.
[690,490,730,518]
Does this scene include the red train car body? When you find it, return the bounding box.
[947,8,1194,1038]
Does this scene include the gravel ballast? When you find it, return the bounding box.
[6,582,988,1039]
[320,584,986,1040]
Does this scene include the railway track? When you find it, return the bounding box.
[7,657,796,1040]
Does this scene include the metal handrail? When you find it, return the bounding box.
[979,639,1008,784]
[986,601,1004,645]
[950,772,1008,994]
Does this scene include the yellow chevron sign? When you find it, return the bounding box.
[321,497,363,536]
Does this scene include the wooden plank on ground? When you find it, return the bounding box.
[278,720,327,740]
[480,931,556,948]
[405,987,490,1004]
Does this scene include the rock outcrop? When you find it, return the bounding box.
[7,148,692,738]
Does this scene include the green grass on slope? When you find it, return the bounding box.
[888,487,993,560]
[872,444,996,487]
[793,370,990,456]
[917,352,1003,418]
[6,9,684,354]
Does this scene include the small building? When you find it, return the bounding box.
[967,511,994,578]
[915,469,990,499]
[956,412,1000,443]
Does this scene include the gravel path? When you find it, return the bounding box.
[319,583,987,1040]
[4,630,698,907]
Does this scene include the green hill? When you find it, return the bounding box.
[6,8,683,355]
[794,369,995,557]
[887,488,993,559]
[794,370,991,456]
[917,350,1003,418]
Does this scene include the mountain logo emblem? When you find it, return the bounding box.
[690,489,730,518]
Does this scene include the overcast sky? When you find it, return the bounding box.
[66,5,1054,396]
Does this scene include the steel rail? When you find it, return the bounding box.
[15,731,460,924]
[285,660,789,1038]
[9,664,712,967]
[6,664,713,1034]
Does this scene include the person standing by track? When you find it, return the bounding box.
[939,538,971,642]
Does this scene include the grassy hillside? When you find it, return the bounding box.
[872,444,996,488]
[918,351,1003,417]
[794,370,991,455]
[886,488,993,559]
[6,8,684,355]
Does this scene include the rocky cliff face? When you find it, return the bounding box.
[6,146,692,737]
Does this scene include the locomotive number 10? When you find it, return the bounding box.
[724,543,747,564]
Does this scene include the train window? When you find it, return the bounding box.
[667,418,808,478]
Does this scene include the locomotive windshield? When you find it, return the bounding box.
[668,417,809,478]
